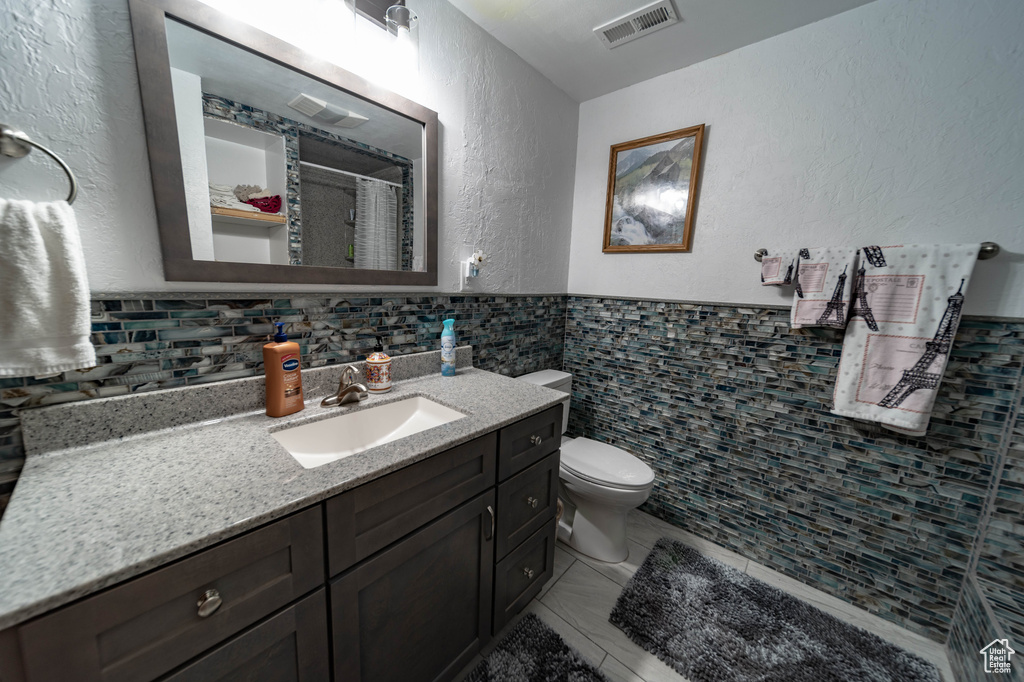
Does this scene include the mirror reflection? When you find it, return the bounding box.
[165,17,425,271]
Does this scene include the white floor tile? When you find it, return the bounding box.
[523,599,608,668]
[560,538,651,587]
[540,561,688,682]
[537,545,576,599]
[627,510,749,572]
[600,654,662,682]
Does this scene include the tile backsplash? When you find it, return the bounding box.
[563,296,1024,642]
[0,294,567,513]
[4,290,1021,659]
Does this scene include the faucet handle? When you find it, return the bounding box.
[340,364,360,387]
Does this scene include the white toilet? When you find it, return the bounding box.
[518,370,655,562]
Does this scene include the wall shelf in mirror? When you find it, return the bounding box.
[210,207,287,226]
[129,0,438,285]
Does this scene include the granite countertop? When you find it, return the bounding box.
[0,350,565,630]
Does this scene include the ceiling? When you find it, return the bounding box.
[445,0,876,102]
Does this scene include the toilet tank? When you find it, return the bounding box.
[517,370,571,435]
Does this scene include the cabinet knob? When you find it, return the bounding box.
[530,435,543,446]
[197,589,223,618]
[522,567,535,580]
[526,496,539,509]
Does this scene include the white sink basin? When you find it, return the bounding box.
[272,396,466,469]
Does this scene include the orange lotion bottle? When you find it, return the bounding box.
[263,322,304,417]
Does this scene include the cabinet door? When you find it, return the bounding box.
[326,432,496,576]
[497,404,562,481]
[330,491,495,682]
[493,522,556,633]
[161,589,329,682]
[495,452,559,559]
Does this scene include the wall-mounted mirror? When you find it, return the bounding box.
[129,0,438,285]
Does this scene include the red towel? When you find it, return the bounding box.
[244,196,282,213]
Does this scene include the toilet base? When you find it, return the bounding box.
[560,496,630,563]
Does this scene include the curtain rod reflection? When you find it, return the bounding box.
[298,160,402,188]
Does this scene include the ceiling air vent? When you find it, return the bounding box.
[594,0,679,49]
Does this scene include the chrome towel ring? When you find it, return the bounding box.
[0,124,78,204]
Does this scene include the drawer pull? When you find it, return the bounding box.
[522,567,535,580]
[196,589,223,618]
[526,496,539,509]
[530,435,543,446]
[485,505,495,540]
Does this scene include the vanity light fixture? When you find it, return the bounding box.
[286,93,369,128]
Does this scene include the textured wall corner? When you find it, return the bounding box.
[2,0,578,293]
[567,0,1024,317]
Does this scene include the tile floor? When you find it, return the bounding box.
[459,509,955,682]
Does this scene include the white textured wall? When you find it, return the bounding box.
[567,0,1024,317]
[0,0,577,293]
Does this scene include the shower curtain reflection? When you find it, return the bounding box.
[355,177,399,271]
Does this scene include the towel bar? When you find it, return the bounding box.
[754,242,1000,262]
[0,124,78,204]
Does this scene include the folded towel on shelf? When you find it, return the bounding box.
[789,246,859,328]
[830,243,980,436]
[232,184,272,202]
[0,200,96,377]
[209,183,260,212]
[760,249,799,285]
[244,195,282,213]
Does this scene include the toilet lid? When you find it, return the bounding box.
[560,438,654,490]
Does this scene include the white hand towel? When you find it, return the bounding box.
[830,243,980,436]
[760,249,799,286]
[0,200,96,377]
[790,247,859,328]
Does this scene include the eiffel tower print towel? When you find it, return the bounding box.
[789,247,859,328]
[760,249,799,285]
[830,244,981,436]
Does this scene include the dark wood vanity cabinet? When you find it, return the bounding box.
[1,405,562,682]
[330,492,495,682]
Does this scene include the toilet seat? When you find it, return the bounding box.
[560,438,654,491]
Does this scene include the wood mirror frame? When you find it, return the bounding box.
[128,0,438,285]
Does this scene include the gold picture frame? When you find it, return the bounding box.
[602,124,705,253]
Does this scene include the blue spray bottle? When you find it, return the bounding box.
[441,319,456,376]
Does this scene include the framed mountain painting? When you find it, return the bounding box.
[603,124,705,253]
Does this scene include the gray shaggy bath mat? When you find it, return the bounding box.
[609,538,940,682]
[466,613,607,682]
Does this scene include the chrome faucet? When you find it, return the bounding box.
[321,365,369,407]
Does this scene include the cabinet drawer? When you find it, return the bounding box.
[326,432,497,576]
[493,521,555,634]
[160,589,329,682]
[495,452,559,560]
[497,404,562,481]
[331,491,495,682]
[14,507,323,682]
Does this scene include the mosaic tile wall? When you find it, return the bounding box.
[562,296,1024,641]
[0,294,566,516]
